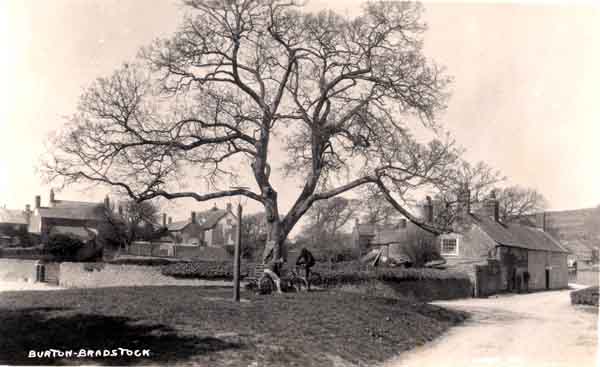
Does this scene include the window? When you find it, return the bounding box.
[440,237,459,256]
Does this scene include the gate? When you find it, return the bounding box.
[475,260,502,297]
[44,262,60,285]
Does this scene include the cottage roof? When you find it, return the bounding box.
[471,214,569,253]
[355,223,376,236]
[0,209,28,225]
[37,202,105,221]
[167,208,230,232]
[373,228,410,245]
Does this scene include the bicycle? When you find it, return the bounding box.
[257,266,322,294]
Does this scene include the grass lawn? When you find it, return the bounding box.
[0,287,467,366]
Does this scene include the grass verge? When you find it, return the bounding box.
[0,287,467,366]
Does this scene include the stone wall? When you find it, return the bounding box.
[0,258,39,282]
[576,269,599,287]
[127,242,230,261]
[58,262,231,288]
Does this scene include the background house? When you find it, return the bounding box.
[522,208,599,268]
[0,208,30,246]
[353,218,422,264]
[164,203,237,247]
[28,189,107,245]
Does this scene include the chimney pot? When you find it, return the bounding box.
[162,213,167,227]
[35,195,41,209]
[226,202,232,211]
[168,216,172,225]
[49,189,55,205]
[191,211,197,224]
[104,196,110,209]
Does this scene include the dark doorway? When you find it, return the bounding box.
[545,269,550,289]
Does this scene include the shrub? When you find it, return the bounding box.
[571,286,599,306]
[161,261,251,280]
[45,234,85,259]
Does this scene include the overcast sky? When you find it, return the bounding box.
[0,0,598,223]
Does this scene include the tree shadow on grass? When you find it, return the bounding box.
[0,307,241,365]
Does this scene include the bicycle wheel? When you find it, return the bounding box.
[291,276,308,292]
[309,272,322,287]
[258,274,275,295]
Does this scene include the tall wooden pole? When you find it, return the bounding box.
[233,202,242,302]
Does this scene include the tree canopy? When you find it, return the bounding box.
[44,0,459,261]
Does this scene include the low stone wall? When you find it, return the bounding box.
[127,242,230,261]
[58,262,232,288]
[576,269,599,287]
[0,258,39,282]
[337,278,472,302]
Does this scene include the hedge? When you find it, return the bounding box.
[571,286,599,306]
[161,261,252,280]
[313,260,470,288]
[160,259,470,285]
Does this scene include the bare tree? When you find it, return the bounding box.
[358,185,401,226]
[425,161,504,227]
[44,1,456,263]
[300,197,358,246]
[98,199,161,252]
[241,212,267,259]
[496,186,547,222]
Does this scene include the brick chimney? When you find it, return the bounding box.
[191,211,197,224]
[535,212,546,231]
[35,195,41,209]
[456,185,471,219]
[477,190,500,222]
[24,204,32,225]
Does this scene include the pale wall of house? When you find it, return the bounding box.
[527,250,568,290]
[206,211,237,247]
[180,223,204,245]
[441,224,497,263]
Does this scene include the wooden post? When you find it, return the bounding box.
[233,203,242,302]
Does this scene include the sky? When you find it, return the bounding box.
[0,0,598,225]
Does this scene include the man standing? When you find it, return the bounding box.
[296,248,316,290]
[523,271,530,293]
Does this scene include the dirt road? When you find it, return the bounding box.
[384,287,598,367]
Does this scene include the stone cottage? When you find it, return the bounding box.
[439,190,569,296]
